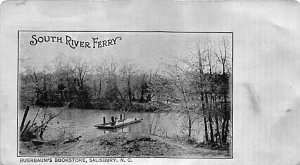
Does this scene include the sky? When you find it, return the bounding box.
[19,32,231,73]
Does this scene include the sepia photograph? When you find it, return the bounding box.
[18,31,232,158]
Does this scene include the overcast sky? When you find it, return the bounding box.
[19,32,231,73]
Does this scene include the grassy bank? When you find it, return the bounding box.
[19,132,230,158]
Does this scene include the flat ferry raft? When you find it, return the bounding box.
[94,118,143,129]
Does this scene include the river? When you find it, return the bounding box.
[19,107,204,142]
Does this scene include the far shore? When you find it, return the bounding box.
[19,102,176,113]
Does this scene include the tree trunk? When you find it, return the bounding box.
[188,113,192,137]
[99,79,102,99]
[204,117,209,142]
[205,93,214,143]
[212,95,221,144]
[201,92,209,142]
[215,116,221,144]
[222,80,229,144]
[39,127,45,140]
[140,83,145,102]
[127,79,132,106]
[93,79,97,97]
[208,113,214,143]
[21,120,31,134]
[224,118,230,143]
[20,106,29,131]
[221,118,226,143]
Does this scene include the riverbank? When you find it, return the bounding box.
[88,101,174,112]
[19,132,230,158]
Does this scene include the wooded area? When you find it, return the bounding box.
[20,36,232,145]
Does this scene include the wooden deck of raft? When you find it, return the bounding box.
[94,118,143,129]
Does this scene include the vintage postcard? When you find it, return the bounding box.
[17,31,232,159]
[1,1,300,165]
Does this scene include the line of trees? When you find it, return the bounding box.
[162,36,232,145]
[20,36,231,145]
[20,58,168,111]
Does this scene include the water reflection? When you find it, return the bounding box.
[19,108,204,142]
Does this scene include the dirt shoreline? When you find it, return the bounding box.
[19,132,230,158]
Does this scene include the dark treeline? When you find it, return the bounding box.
[20,62,166,111]
[20,36,231,145]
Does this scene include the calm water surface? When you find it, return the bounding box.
[19,108,204,142]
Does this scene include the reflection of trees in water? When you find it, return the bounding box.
[145,112,189,139]
[148,113,158,134]
[141,112,205,141]
[179,113,202,139]
[25,109,205,142]
[146,112,164,135]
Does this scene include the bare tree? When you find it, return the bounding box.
[120,63,137,107]
[213,36,232,144]
[214,36,232,75]
[164,58,198,138]
[69,62,91,108]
